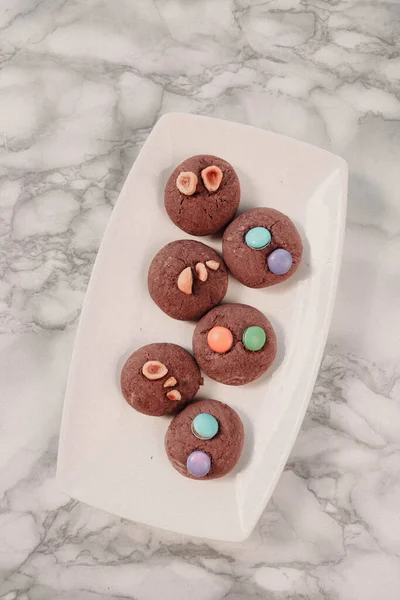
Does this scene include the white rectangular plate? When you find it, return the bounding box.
[57,113,347,542]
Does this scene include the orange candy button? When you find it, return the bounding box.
[207,326,233,353]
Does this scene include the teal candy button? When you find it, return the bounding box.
[191,413,219,440]
[242,326,266,351]
[245,227,271,250]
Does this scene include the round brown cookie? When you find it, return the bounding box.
[222,208,303,288]
[164,154,240,236]
[165,399,244,480]
[121,343,202,416]
[148,239,228,321]
[192,303,277,385]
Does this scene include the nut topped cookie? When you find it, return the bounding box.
[165,399,244,480]
[148,239,228,321]
[121,343,202,416]
[192,303,277,385]
[164,155,241,236]
[222,208,303,288]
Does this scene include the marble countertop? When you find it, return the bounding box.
[1,0,400,598]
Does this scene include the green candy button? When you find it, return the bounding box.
[242,326,266,351]
[191,413,219,440]
[245,227,271,250]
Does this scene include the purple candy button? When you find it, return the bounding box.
[187,451,211,477]
[267,248,293,275]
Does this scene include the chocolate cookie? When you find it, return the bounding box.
[165,399,244,480]
[164,155,241,236]
[222,208,303,288]
[121,343,202,416]
[148,240,228,321]
[192,303,277,385]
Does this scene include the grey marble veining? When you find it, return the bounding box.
[1,0,400,598]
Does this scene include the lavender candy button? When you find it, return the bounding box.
[187,450,211,477]
[267,248,293,275]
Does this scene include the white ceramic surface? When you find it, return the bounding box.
[56,113,347,541]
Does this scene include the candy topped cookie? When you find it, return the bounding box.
[121,343,202,416]
[148,239,228,321]
[192,303,277,385]
[222,208,303,288]
[165,399,244,479]
[164,155,241,236]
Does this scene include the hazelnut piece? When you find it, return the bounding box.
[176,171,198,196]
[177,266,193,295]
[166,390,182,401]
[163,377,177,388]
[205,260,220,271]
[195,262,208,282]
[142,361,168,380]
[201,165,223,192]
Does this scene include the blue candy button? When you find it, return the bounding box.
[245,227,271,250]
[191,413,219,440]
